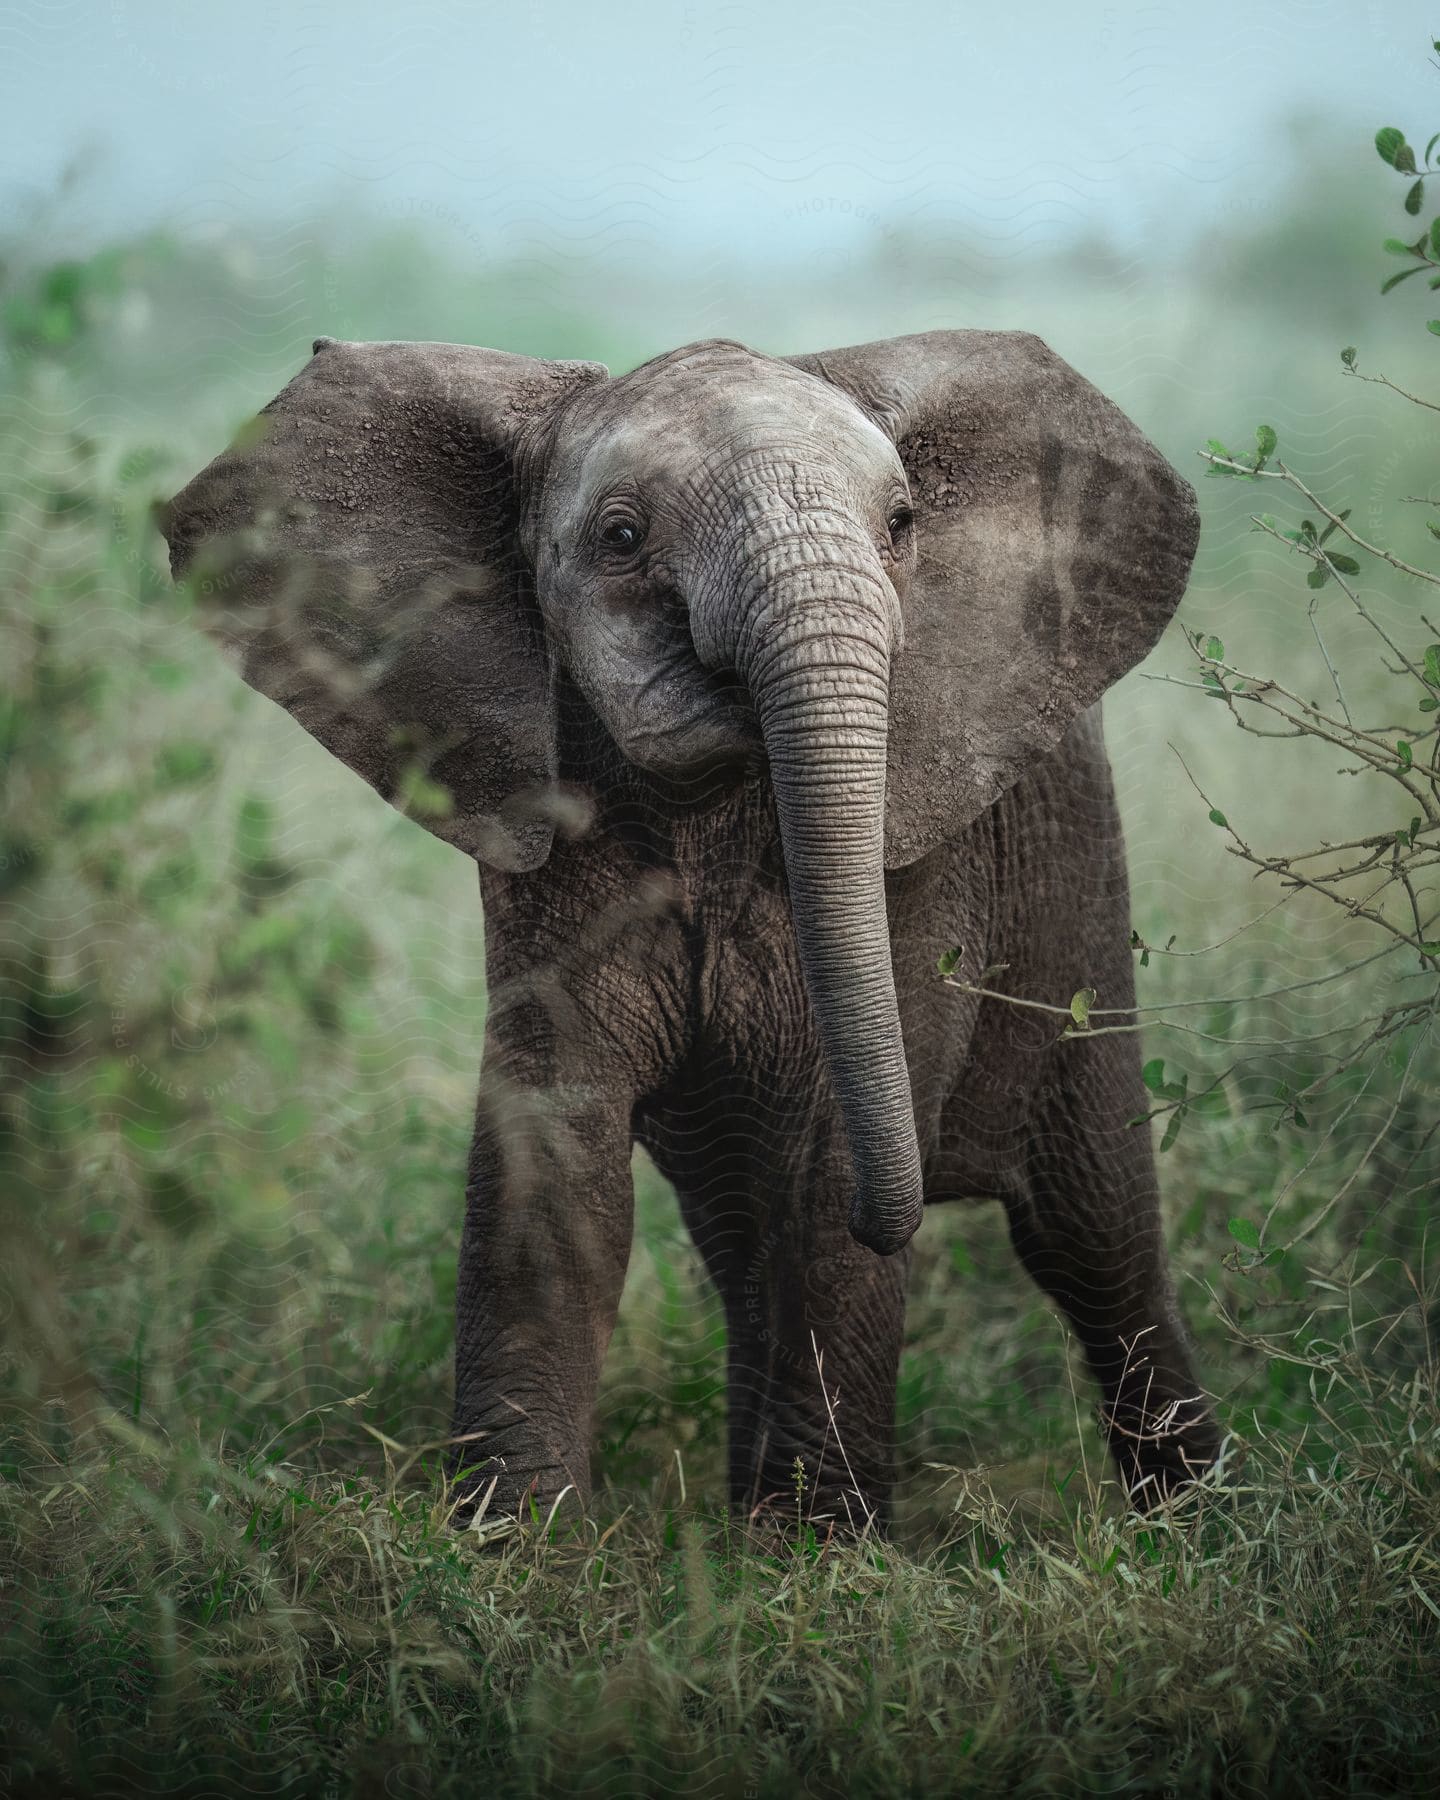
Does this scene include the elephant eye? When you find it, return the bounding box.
[887,505,914,543]
[599,513,646,554]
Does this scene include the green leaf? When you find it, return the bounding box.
[1431,217,1440,257]
[1395,142,1418,175]
[1191,1084,1230,1119]
[1141,1058,1168,1094]
[1422,643,1440,687]
[1427,132,1440,163]
[1254,423,1277,458]
[1381,264,1427,294]
[1204,438,1230,458]
[1228,1217,1261,1250]
[1429,320,1440,335]
[146,659,189,690]
[1159,1111,1184,1153]
[1205,635,1225,662]
[1376,126,1407,167]
[1397,740,1414,769]
[1340,345,1357,368]
[1420,696,1439,712]
[1384,235,1416,255]
[1208,808,1228,827]
[1317,510,1350,544]
[1069,986,1097,1028]
[1406,178,1426,215]
[155,742,219,787]
[395,768,455,820]
[1422,943,1440,958]
[1326,551,1360,575]
[1307,566,1330,590]
[937,945,963,977]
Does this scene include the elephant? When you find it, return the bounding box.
[161,329,1220,1531]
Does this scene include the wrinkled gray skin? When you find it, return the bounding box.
[163,331,1219,1527]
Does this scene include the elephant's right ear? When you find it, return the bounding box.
[160,337,608,872]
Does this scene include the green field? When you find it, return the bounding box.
[2,150,1438,1795]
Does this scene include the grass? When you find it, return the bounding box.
[4,935,1437,1796]
[3,1359,1437,1797]
[3,208,1440,1794]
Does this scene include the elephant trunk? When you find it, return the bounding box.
[735,576,924,1257]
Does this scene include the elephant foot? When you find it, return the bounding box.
[447,1471,589,1544]
[1102,1391,1223,1510]
[733,1497,887,1556]
[446,1424,591,1537]
[731,1453,893,1543]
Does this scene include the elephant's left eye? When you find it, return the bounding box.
[887,506,914,543]
[599,515,646,553]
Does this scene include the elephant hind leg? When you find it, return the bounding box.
[642,1092,907,1535]
[1004,1043,1221,1507]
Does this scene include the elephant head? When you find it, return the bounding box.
[161,331,1198,1256]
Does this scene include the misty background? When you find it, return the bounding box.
[7,3,1434,983]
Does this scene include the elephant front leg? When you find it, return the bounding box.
[450,1066,635,1524]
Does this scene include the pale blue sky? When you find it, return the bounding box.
[3,1,1437,264]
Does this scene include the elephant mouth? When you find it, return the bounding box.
[703,665,761,739]
[621,701,760,782]
[616,654,761,781]
[703,664,750,706]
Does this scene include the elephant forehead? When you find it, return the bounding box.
[560,364,897,502]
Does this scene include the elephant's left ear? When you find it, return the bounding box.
[788,331,1199,867]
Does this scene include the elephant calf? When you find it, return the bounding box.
[163,329,1219,1529]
